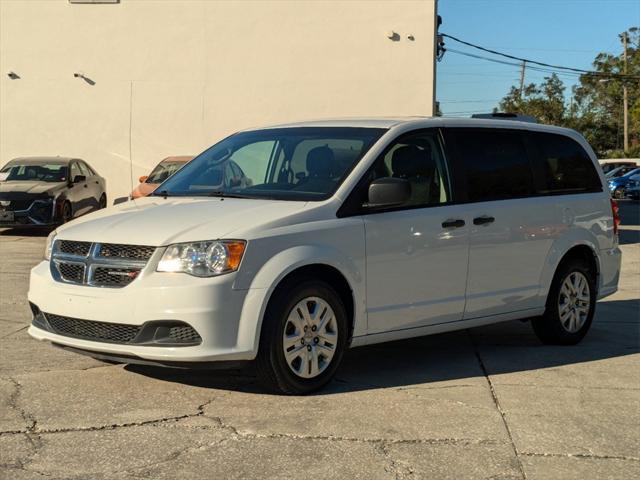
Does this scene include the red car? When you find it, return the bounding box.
[130,156,193,199]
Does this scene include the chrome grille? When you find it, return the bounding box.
[59,240,91,256]
[51,240,155,288]
[98,244,155,261]
[57,262,85,282]
[93,266,140,287]
[45,313,141,343]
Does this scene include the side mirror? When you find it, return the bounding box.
[72,174,86,184]
[365,177,411,208]
[139,175,148,183]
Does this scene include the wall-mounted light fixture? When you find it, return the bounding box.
[73,72,95,85]
[7,71,20,79]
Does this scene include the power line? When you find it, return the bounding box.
[441,33,640,81]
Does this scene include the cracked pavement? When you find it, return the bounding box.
[1,204,638,480]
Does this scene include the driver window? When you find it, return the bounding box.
[77,162,90,177]
[371,133,450,207]
[70,162,82,181]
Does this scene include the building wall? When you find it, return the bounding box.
[0,0,437,200]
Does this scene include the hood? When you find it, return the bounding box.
[55,196,309,245]
[0,181,66,196]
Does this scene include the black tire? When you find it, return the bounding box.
[255,278,348,394]
[98,194,107,209]
[613,188,625,199]
[532,257,597,345]
[62,201,73,223]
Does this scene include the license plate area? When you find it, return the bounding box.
[0,211,15,222]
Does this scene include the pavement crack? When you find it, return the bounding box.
[0,324,28,339]
[520,451,640,462]
[0,398,216,437]
[206,416,501,447]
[468,331,528,480]
[7,376,37,433]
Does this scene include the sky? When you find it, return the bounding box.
[436,0,640,116]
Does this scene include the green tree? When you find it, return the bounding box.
[497,27,639,157]
[499,73,566,125]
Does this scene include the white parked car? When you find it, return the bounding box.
[28,118,622,394]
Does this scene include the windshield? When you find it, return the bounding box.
[146,161,187,184]
[1,163,68,183]
[154,127,385,200]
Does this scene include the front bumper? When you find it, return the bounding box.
[0,199,57,227]
[28,260,261,362]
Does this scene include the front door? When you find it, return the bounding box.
[362,130,470,334]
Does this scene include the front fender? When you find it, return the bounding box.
[233,243,366,356]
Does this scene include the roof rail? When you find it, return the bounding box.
[471,113,538,123]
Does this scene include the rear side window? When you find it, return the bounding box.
[531,133,601,193]
[452,129,534,202]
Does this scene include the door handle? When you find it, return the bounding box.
[473,216,495,225]
[442,219,465,228]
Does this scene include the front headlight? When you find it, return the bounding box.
[157,240,246,277]
[44,230,57,261]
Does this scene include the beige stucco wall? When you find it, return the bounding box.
[0,0,437,200]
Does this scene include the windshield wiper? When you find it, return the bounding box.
[207,191,251,199]
[153,190,170,198]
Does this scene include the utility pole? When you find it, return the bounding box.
[519,61,526,100]
[622,31,629,153]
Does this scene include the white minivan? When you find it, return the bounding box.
[28,117,622,394]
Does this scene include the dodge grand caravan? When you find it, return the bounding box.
[28,118,621,394]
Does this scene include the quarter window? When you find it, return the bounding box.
[453,129,534,202]
[531,132,601,193]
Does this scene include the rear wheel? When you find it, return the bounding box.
[613,187,625,199]
[256,279,348,394]
[532,258,596,345]
[98,194,107,209]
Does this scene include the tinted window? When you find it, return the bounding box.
[532,133,601,193]
[453,129,534,202]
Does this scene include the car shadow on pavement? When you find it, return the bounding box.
[125,298,639,395]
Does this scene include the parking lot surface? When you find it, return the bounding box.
[1,202,638,480]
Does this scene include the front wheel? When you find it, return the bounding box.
[61,202,73,223]
[532,258,596,345]
[256,279,348,394]
[98,194,107,209]
[613,187,625,199]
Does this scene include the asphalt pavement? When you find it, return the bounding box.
[0,201,638,480]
